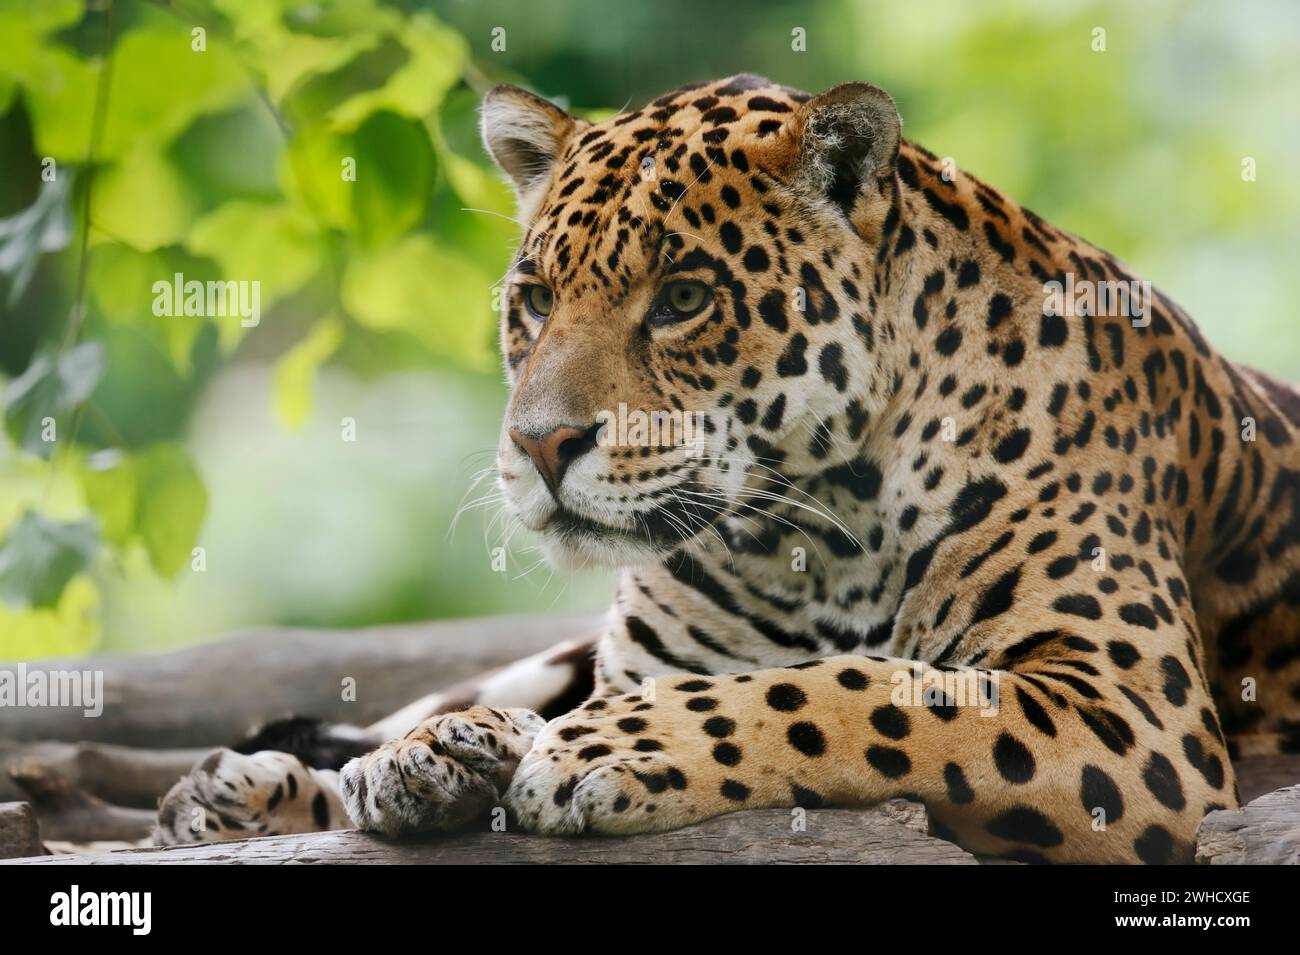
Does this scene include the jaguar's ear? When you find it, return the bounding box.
[481,84,579,203]
[786,82,900,213]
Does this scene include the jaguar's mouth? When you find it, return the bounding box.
[546,507,645,543]
[536,487,724,568]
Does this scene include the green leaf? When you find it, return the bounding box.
[17,27,251,162]
[212,0,386,102]
[0,0,82,33]
[81,451,137,549]
[79,443,207,574]
[327,14,466,132]
[89,243,220,374]
[350,111,436,248]
[273,314,343,429]
[283,111,435,248]
[0,0,86,118]
[0,174,73,304]
[0,510,99,610]
[4,46,97,161]
[0,577,100,660]
[215,0,398,41]
[341,234,495,369]
[3,342,106,456]
[439,140,511,215]
[186,201,322,340]
[92,144,196,252]
[280,0,398,36]
[265,31,383,103]
[282,123,352,229]
[210,0,283,36]
[133,445,208,577]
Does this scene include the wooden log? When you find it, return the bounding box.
[4,801,979,865]
[6,761,156,843]
[0,740,207,807]
[1195,783,1300,864]
[0,802,44,860]
[0,612,601,748]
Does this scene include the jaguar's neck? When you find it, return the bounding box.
[601,138,1300,693]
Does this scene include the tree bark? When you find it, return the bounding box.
[4,801,980,865]
[0,802,44,860]
[1196,784,1300,865]
[0,612,601,748]
[0,740,207,807]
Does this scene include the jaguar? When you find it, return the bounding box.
[156,75,1300,863]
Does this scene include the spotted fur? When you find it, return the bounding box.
[154,749,348,843]
[160,76,1300,864]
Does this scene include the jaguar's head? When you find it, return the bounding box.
[481,75,903,569]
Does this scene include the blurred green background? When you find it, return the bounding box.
[0,0,1296,659]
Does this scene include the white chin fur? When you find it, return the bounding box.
[540,533,666,571]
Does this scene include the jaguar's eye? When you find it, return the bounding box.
[667,281,710,315]
[523,285,554,319]
[652,281,712,325]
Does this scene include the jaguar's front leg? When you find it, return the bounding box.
[506,663,925,838]
[506,652,1232,864]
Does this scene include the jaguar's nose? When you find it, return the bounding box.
[509,423,600,497]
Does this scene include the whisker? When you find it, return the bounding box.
[675,487,831,568]
[461,207,522,226]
